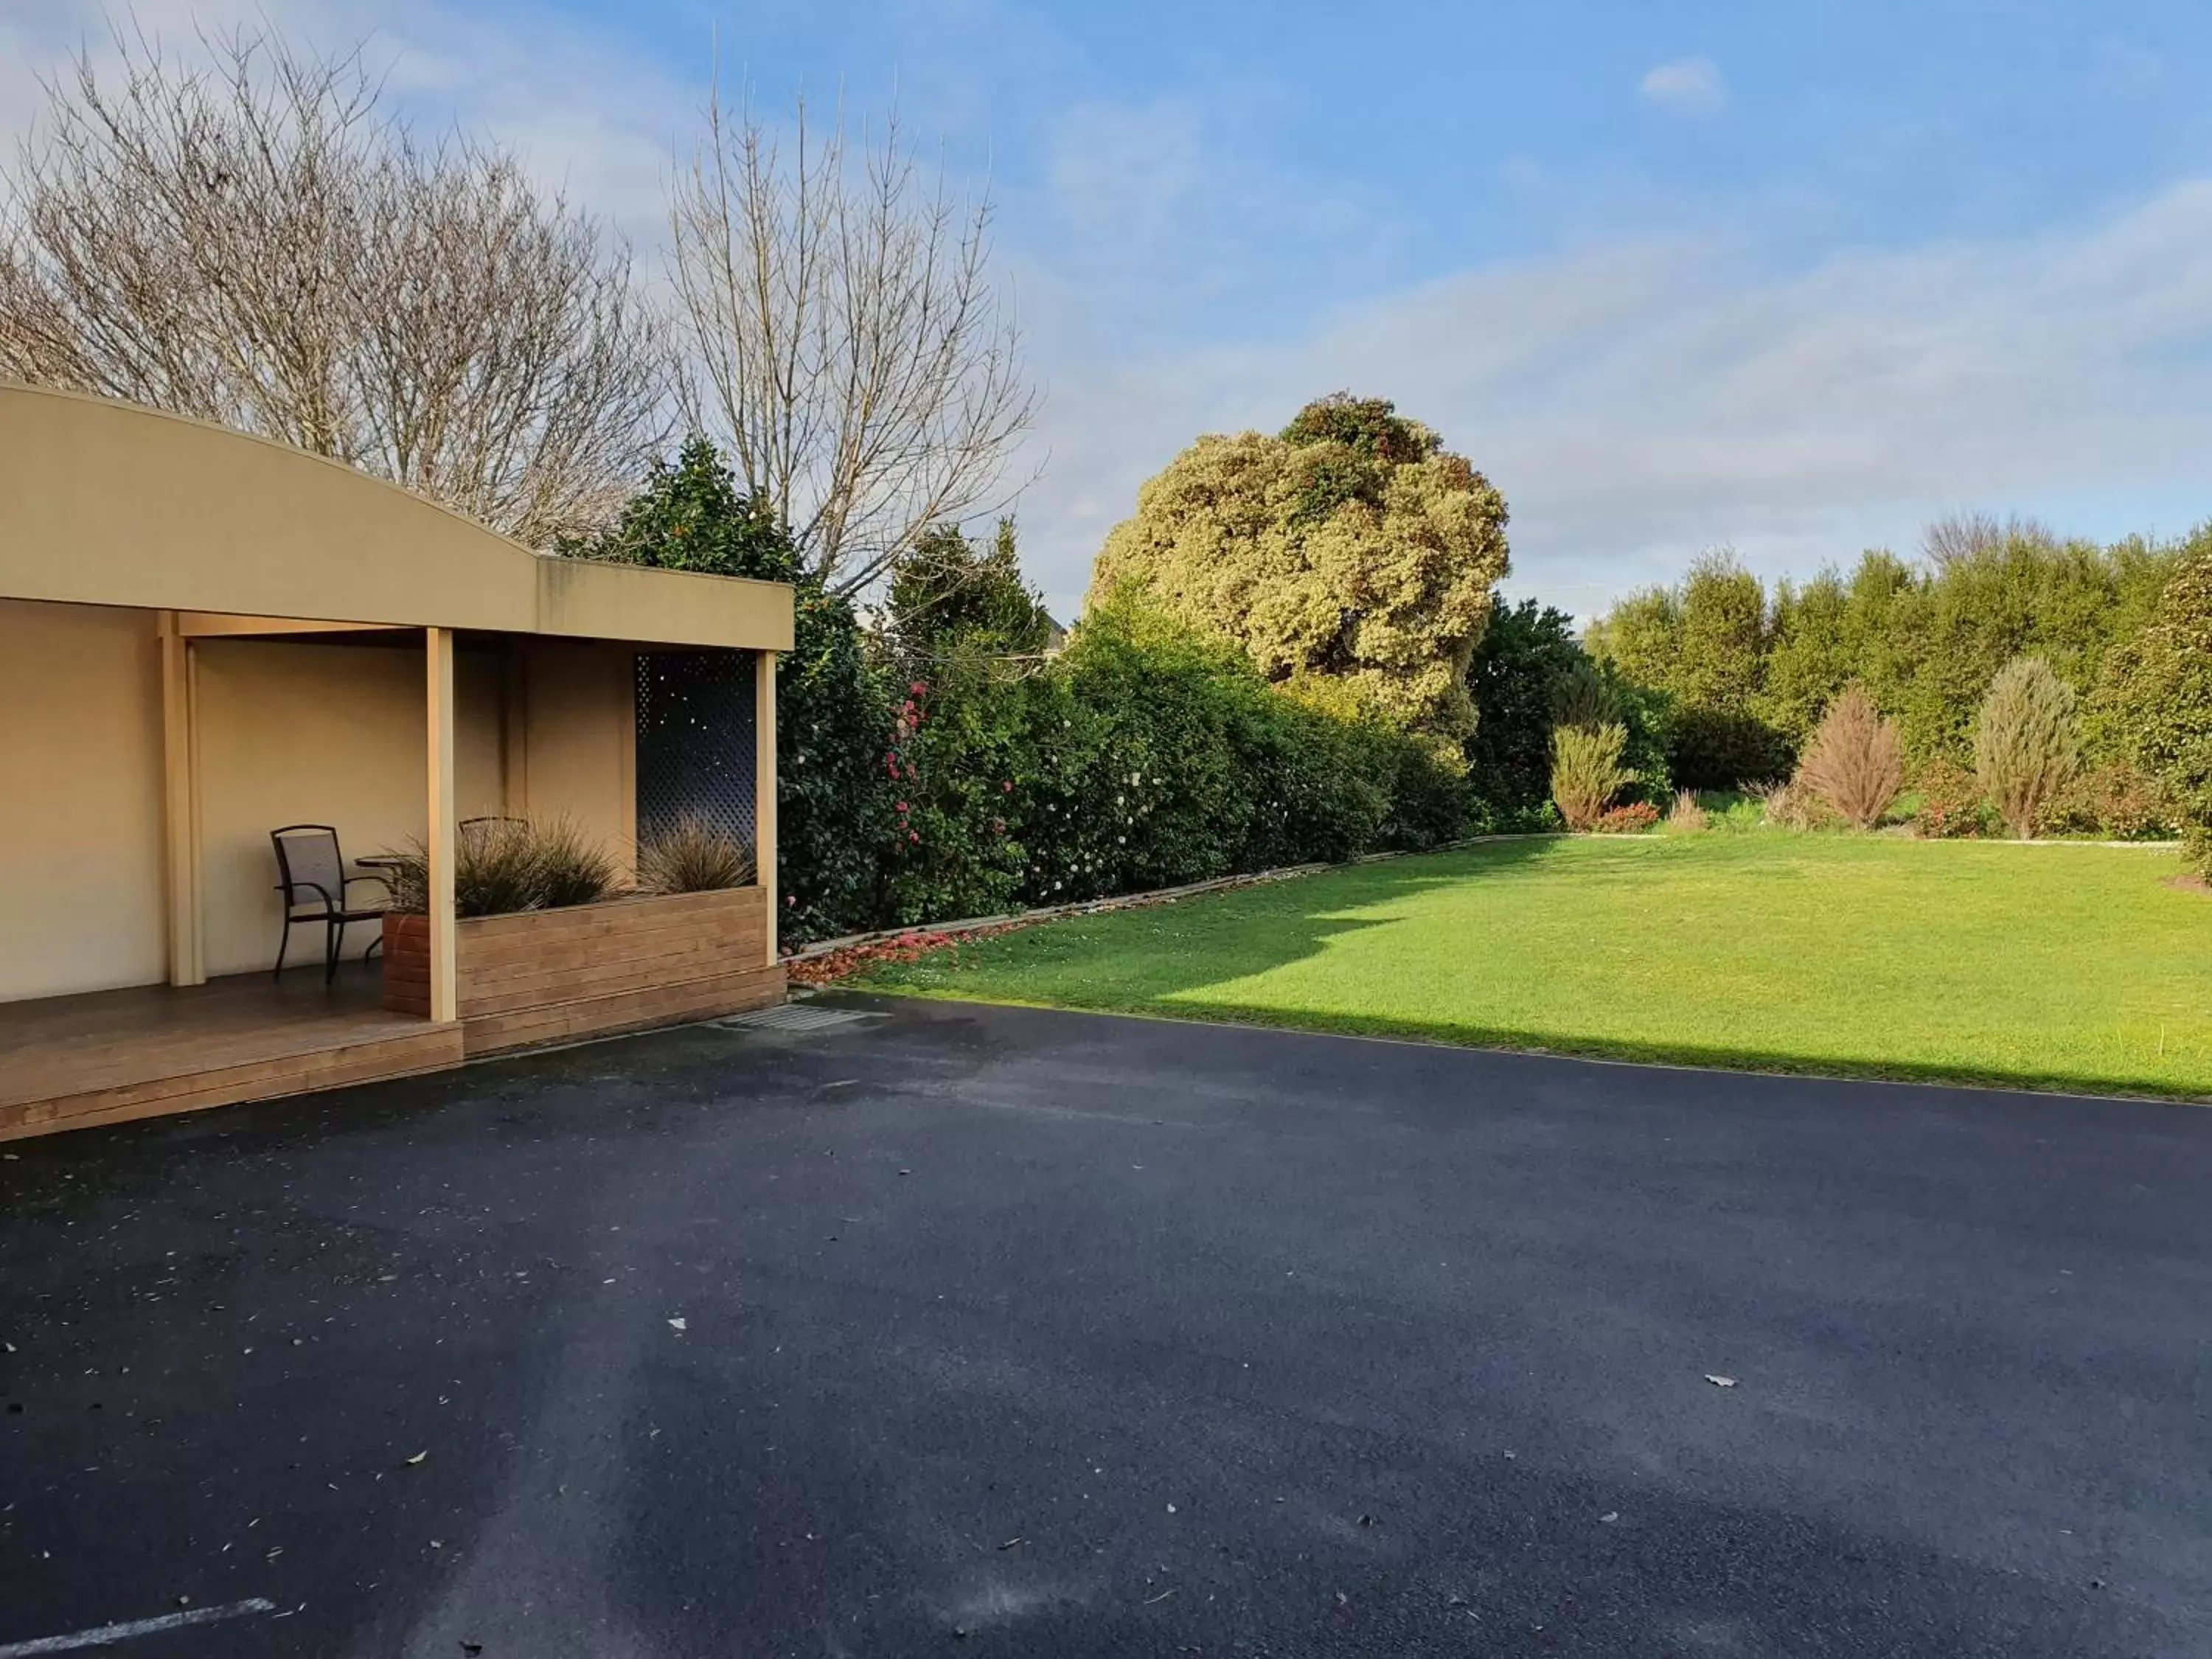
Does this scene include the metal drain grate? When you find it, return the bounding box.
[712,1004,876,1035]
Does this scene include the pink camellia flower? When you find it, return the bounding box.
[896,801,909,813]
[911,681,927,695]
[908,830,920,844]
[1002,780,1013,793]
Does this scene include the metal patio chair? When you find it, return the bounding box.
[271,825,390,984]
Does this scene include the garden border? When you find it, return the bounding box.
[782,830,2188,965]
[783,835,1563,963]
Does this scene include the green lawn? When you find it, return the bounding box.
[851,835,2212,1099]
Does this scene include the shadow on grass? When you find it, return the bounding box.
[898,836,1560,992]
[1105,1001,2211,1105]
[863,839,2211,1106]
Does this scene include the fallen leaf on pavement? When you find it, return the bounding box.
[1705,1374,1737,1388]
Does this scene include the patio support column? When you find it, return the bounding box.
[157,612,205,986]
[754,649,778,966]
[425,627,459,1024]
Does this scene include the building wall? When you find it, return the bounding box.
[515,639,637,882]
[0,383,794,652]
[0,603,639,997]
[0,599,167,1001]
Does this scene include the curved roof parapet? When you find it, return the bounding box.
[0,383,793,651]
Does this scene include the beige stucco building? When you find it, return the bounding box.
[0,383,793,1139]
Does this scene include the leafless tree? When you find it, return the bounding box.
[667,88,1037,594]
[0,27,669,546]
[1921,510,2059,568]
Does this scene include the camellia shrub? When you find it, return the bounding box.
[1794,684,1905,830]
[1026,599,1413,899]
[1975,655,2080,839]
[862,597,1475,928]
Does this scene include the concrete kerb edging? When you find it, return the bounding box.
[780,833,1566,963]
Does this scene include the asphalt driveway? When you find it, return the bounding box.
[1,995,2208,1658]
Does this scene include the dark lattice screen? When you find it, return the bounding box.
[635,650,759,847]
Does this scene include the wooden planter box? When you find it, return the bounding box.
[382,886,782,1057]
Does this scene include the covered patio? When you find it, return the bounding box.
[0,961,447,1140]
[0,384,793,1141]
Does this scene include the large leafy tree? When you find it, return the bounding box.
[1086,394,1510,741]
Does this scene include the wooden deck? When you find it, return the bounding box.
[0,963,463,1143]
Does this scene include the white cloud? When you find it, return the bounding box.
[1009,181,2212,617]
[1640,57,1728,114]
[1023,92,1394,346]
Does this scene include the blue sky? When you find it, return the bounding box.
[7,1,2212,622]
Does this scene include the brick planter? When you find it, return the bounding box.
[383,887,782,1057]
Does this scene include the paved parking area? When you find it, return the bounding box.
[2,994,2208,1657]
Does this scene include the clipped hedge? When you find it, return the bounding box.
[873,599,1470,931]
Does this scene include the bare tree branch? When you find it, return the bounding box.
[0,24,669,546]
[667,85,1038,593]
[1921,510,2059,568]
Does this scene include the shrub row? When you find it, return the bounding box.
[841,599,1470,939]
[1583,528,2194,786]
